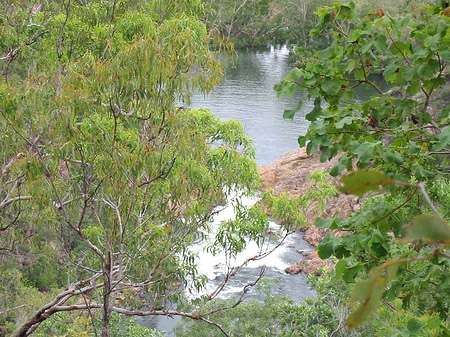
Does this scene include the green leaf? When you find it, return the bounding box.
[407,318,424,334]
[361,41,373,54]
[305,97,322,121]
[412,163,434,178]
[335,3,356,20]
[402,66,416,81]
[330,156,348,177]
[335,259,348,278]
[380,148,404,165]
[354,142,377,163]
[317,234,334,259]
[290,67,302,79]
[339,170,393,196]
[384,281,402,301]
[406,82,421,96]
[417,59,440,78]
[315,213,339,229]
[373,35,388,52]
[283,100,303,119]
[335,116,354,129]
[348,30,363,43]
[347,272,386,328]
[434,125,450,151]
[318,45,338,60]
[309,28,321,36]
[342,264,364,283]
[321,78,341,95]
[402,215,450,243]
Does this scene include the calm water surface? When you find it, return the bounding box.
[190,45,311,165]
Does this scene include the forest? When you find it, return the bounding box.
[0,0,449,336]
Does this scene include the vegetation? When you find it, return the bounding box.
[0,0,285,336]
[174,273,369,337]
[1,0,449,336]
[277,1,450,335]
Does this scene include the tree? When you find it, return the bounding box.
[276,1,449,334]
[0,1,278,336]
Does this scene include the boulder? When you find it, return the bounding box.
[285,251,334,276]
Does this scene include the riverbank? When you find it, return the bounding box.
[258,147,361,275]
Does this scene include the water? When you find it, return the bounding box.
[143,45,381,334]
[190,45,311,165]
[136,194,315,334]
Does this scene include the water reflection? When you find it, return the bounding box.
[190,45,311,165]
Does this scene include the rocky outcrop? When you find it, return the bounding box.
[285,251,334,276]
[258,148,361,226]
[258,148,361,274]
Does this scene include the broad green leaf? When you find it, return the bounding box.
[348,30,363,43]
[283,100,303,119]
[384,281,402,301]
[317,234,334,259]
[315,213,339,229]
[407,318,424,334]
[347,272,386,328]
[412,163,434,178]
[339,170,393,196]
[406,82,421,96]
[354,142,378,163]
[309,28,321,36]
[321,78,341,95]
[290,67,302,79]
[318,45,339,60]
[402,215,450,243]
[402,66,417,81]
[373,35,388,52]
[342,264,364,283]
[434,125,450,151]
[335,259,348,278]
[335,3,356,20]
[305,97,322,121]
[335,116,353,129]
[417,59,440,78]
[361,41,373,54]
[380,148,404,165]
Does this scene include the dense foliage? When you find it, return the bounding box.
[277,1,450,335]
[174,273,369,337]
[0,1,273,336]
[1,0,449,336]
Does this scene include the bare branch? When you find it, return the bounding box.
[0,195,32,211]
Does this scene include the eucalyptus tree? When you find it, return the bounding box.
[0,1,282,336]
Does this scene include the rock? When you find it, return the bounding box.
[285,251,334,276]
[258,148,361,247]
[259,148,360,274]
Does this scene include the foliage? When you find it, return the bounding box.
[202,0,333,48]
[328,171,450,332]
[276,1,449,180]
[277,1,450,335]
[0,0,277,336]
[174,271,372,337]
[34,312,165,337]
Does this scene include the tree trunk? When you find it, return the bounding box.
[101,253,112,337]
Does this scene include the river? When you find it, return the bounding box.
[191,45,311,165]
[137,45,378,334]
